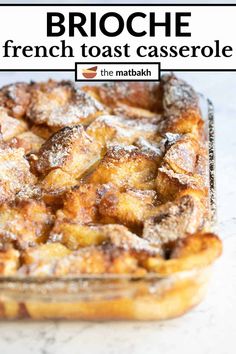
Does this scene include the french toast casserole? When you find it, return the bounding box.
[0,74,222,320]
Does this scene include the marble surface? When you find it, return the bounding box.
[0,71,235,354]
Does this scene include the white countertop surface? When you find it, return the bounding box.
[0,71,235,354]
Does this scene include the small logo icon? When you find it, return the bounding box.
[82,66,97,79]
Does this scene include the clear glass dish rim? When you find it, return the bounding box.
[0,97,217,286]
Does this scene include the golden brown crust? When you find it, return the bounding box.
[35,125,102,177]
[0,82,32,119]
[0,107,28,141]
[86,114,160,147]
[0,249,20,275]
[0,200,54,250]
[84,81,162,112]
[161,74,200,117]
[143,195,204,245]
[27,80,106,129]
[0,144,36,204]
[99,188,157,229]
[56,183,108,224]
[23,246,145,276]
[113,104,162,121]
[87,145,159,190]
[144,233,222,275]
[49,223,160,255]
[158,74,203,137]
[20,232,221,277]
[163,133,200,174]
[10,131,45,154]
[156,164,206,202]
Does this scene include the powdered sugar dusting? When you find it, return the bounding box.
[28,80,105,127]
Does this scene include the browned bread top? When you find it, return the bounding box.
[0,75,221,276]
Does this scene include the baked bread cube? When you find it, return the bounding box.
[56,183,111,224]
[0,144,37,204]
[27,80,106,129]
[31,124,54,140]
[41,168,77,194]
[23,227,161,275]
[163,133,200,174]
[55,184,158,232]
[113,103,162,121]
[86,114,159,147]
[99,188,157,228]
[22,243,70,266]
[0,82,31,118]
[143,195,204,246]
[22,244,146,276]
[87,145,159,190]
[0,200,54,249]
[158,75,203,137]
[35,125,102,177]
[0,249,20,275]
[40,169,78,206]
[11,131,45,154]
[0,107,28,141]
[85,81,162,112]
[100,224,160,255]
[49,223,107,250]
[144,233,222,275]
[156,164,206,202]
[50,222,160,255]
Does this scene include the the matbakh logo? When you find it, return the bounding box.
[82,66,97,79]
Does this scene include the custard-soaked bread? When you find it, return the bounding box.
[158,74,203,136]
[113,104,162,121]
[10,131,45,154]
[99,188,157,228]
[0,249,20,275]
[84,81,162,112]
[21,245,147,276]
[0,107,28,141]
[22,243,71,266]
[143,195,204,246]
[31,124,55,140]
[156,164,206,202]
[40,169,78,195]
[155,132,207,202]
[21,232,221,276]
[54,185,157,230]
[56,183,109,224]
[0,200,54,249]
[50,223,161,255]
[162,133,200,174]
[144,233,222,275]
[0,82,31,118]
[22,230,161,276]
[162,75,199,117]
[27,80,106,128]
[88,145,159,190]
[35,125,102,177]
[49,223,107,249]
[86,114,159,147]
[0,144,36,204]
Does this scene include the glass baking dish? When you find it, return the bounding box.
[0,97,218,320]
